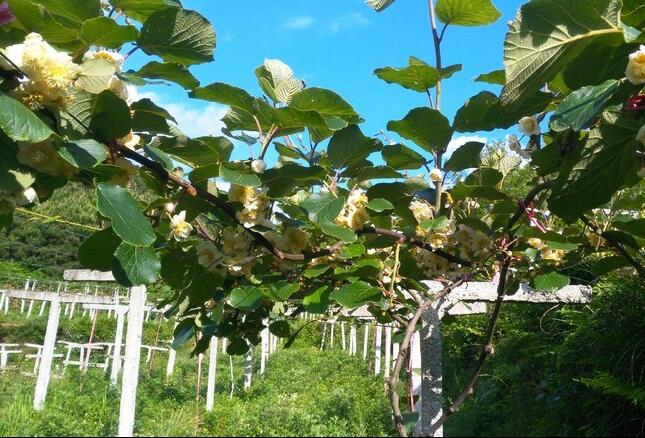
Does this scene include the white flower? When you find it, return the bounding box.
[83,50,125,72]
[116,131,141,150]
[169,211,193,241]
[196,241,224,272]
[626,45,645,85]
[336,189,369,230]
[637,124,645,146]
[518,116,540,136]
[108,75,129,101]
[429,168,443,183]
[251,159,266,173]
[409,200,433,224]
[22,187,38,204]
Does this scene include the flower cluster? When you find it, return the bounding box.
[336,189,369,230]
[527,238,565,262]
[409,200,455,249]
[412,248,460,279]
[453,225,491,261]
[266,227,309,254]
[228,184,272,227]
[2,33,80,110]
[196,226,257,277]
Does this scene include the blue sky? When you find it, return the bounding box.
[130,0,526,157]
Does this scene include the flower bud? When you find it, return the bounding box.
[429,168,442,183]
[626,45,645,85]
[22,187,38,204]
[165,202,177,214]
[518,116,540,136]
[251,159,266,173]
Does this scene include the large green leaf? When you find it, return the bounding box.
[58,139,106,169]
[387,108,452,153]
[501,0,623,105]
[548,111,641,222]
[157,136,233,167]
[190,82,256,112]
[138,8,215,66]
[443,141,484,171]
[96,183,156,247]
[0,93,53,142]
[90,91,132,142]
[382,144,426,170]
[229,286,263,311]
[7,0,84,49]
[111,0,181,22]
[32,0,100,27]
[261,163,325,197]
[219,164,261,187]
[435,0,501,26]
[113,243,161,285]
[289,88,360,123]
[262,281,300,302]
[330,281,382,309]
[133,61,200,90]
[453,90,552,132]
[300,192,346,224]
[78,228,121,271]
[328,125,382,169]
[76,59,116,94]
[533,271,570,291]
[320,223,358,242]
[81,16,139,48]
[374,56,440,92]
[303,285,331,314]
[549,80,620,132]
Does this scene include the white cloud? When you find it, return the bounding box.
[282,16,316,30]
[329,12,371,33]
[127,86,228,138]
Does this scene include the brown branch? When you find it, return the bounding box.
[580,215,645,277]
[427,255,512,435]
[387,275,471,437]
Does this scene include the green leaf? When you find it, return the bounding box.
[75,59,117,94]
[133,61,200,90]
[81,16,138,48]
[59,91,95,139]
[0,93,53,142]
[269,321,291,338]
[475,69,505,85]
[374,56,440,92]
[111,0,181,22]
[366,198,395,212]
[78,228,121,271]
[443,141,484,171]
[304,265,331,279]
[157,136,234,168]
[533,272,570,291]
[330,281,382,309]
[420,216,450,230]
[353,165,402,183]
[229,286,263,311]
[113,243,161,286]
[261,163,325,198]
[591,256,631,276]
[96,183,156,247]
[219,164,261,187]
[301,192,346,224]
[90,91,132,142]
[387,108,452,153]
[611,218,645,239]
[320,223,358,242]
[550,80,620,132]
[289,87,360,123]
[172,319,195,350]
[328,125,382,169]
[340,243,366,258]
[138,8,216,66]
[548,111,640,222]
[303,286,331,314]
[453,90,552,132]
[451,183,510,201]
[263,281,300,302]
[501,0,623,105]
[190,82,256,112]
[382,144,426,170]
[366,182,415,225]
[435,0,501,26]
[58,139,106,169]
